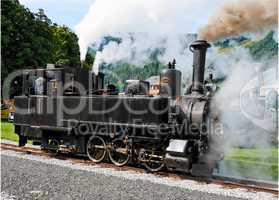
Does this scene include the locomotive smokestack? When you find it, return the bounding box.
[190,40,211,94]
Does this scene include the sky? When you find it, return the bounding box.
[19,0,95,30]
[19,0,217,34]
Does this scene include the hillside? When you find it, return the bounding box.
[216,31,278,59]
[85,31,278,90]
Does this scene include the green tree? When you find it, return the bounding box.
[1,0,81,82]
[51,25,80,67]
[1,0,50,80]
[82,49,95,70]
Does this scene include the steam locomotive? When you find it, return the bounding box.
[14,40,221,176]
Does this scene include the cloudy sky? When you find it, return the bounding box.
[19,0,95,29]
[18,0,221,33]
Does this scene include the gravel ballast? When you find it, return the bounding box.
[1,149,277,200]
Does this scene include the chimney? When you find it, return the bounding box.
[189,40,211,94]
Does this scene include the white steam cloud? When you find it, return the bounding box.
[75,0,224,60]
[209,46,278,180]
[210,47,277,148]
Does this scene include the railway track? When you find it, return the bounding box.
[212,175,278,195]
[1,142,278,196]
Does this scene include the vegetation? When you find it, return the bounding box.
[215,31,278,60]
[99,36,122,51]
[226,148,278,164]
[1,120,18,141]
[87,31,278,90]
[247,31,278,59]
[214,36,249,49]
[104,58,164,90]
[82,49,95,70]
[50,25,80,67]
[223,148,278,181]
[1,0,80,81]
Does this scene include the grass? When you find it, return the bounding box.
[1,120,18,141]
[225,148,278,165]
[223,148,278,181]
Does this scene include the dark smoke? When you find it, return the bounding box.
[199,0,278,41]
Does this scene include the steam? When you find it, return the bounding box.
[199,0,278,41]
[209,46,278,180]
[211,47,276,146]
[90,33,196,70]
[75,0,224,60]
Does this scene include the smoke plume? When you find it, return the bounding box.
[199,0,278,41]
[75,0,223,60]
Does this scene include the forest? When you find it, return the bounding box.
[1,0,81,81]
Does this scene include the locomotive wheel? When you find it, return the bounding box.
[108,138,130,167]
[45,139,59,154]
[140,149,165,172]
[87,136,107,163]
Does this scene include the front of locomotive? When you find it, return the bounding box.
[160,40,222,176]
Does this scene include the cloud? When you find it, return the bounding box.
[75,0,226,59]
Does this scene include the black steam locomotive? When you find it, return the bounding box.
[14,40,221,176]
